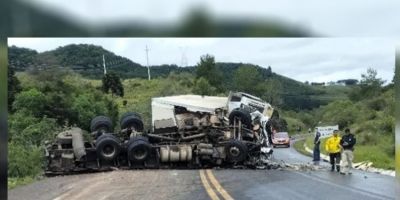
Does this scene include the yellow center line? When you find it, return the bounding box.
[206,169,234,200]
[199,170,221,200]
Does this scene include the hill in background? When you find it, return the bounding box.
[8,44,350,110]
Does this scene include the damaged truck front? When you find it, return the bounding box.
[45,92,276,175]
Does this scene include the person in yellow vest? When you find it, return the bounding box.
[325,130,342,172]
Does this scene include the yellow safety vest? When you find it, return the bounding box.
[325,136,342,153]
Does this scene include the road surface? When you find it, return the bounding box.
[9,140,396,200]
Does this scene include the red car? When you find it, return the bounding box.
[272,132,290,147]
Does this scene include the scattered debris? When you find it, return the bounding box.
[304,143,395,176]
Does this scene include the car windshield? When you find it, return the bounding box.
[275,132,288,138]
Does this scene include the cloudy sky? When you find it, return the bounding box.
[23,0,400,36]
[8,38,395,83]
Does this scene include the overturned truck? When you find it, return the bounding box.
[45,92,277,175]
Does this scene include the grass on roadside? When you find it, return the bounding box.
[8,177,36,190]
[300,135,395,170]
[293,139,311,157]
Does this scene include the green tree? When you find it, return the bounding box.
[8,112,39,142]
[360,68,385,96]
[195,54,222,90]
[233,65,263,95]
[193,77,216,96]
[320,100,359,129]
[8,67,21,111]
[262,78,283,106]
[70,93,108,130]
[13,88,47,117]
[349,68,385,101]
[102,72,124,97]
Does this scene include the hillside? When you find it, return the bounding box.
[8,44,348,110]
[9,44,194,78]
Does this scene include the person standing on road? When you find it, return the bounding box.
[325,130,342,172]
[340,128,356,175]
[313,130,321,161]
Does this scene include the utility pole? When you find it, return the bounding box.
[145,45,151,80]
[180,46,188,67]
[103,54,107,75]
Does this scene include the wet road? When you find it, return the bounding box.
[9,140,396,200]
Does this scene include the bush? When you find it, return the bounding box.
[193,77,216,96]
[8,177,35,190]
[159,73,194,96]
[320,100,359,129]
[8,112,40,141]
[366,97,386,111]
[13,117,59,147]
[8,142,43,178]
[357,131,380,145]
[70,93,108,130]
[13,88,47,117]
[283,117,305,134]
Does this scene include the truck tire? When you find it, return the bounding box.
[229,108,252,129]
[121,114,144,132]
[225,140,248,163]
[127,137,152,162]
[96,133,113,142]
[95,134,121,161]
[90,116,113,133]
[120,112,142,123]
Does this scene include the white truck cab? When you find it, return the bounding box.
[227,91,274,119]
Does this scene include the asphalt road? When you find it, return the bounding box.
[8,140,396,200]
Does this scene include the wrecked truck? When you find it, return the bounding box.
[45,92,277,175]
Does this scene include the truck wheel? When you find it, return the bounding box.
[225,140,248,163]
[96,133,113,142]
[127,138,151,162]
[229,108,252,129]
[120,112,142,122]
[90,116,113,133]
[96,134,121,161]
[121,114,144,132]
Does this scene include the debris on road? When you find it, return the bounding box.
[304,144,395,176]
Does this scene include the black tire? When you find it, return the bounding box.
[95,134,121,161]
[96,133,114,142]
[225,140,248,163]
[127,137,152,162]
[120,112,142,123]
[229,108,252,129]
[121,114,144,131]
[90,116,113,133]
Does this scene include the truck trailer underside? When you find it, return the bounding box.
[45,93,276,175]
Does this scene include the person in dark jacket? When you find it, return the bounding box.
[339,128,356,175]
[313,130,321,161]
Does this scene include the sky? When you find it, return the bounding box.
[8,38,396,83]
[22,0,400,36]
